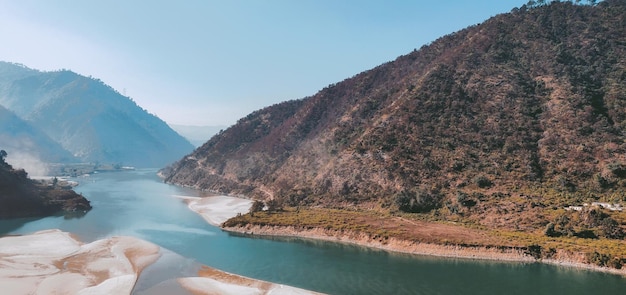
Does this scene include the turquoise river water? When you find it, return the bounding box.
[1,169,625,294]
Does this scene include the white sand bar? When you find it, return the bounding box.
[179,277,263,295]
[177,266,325,295]
[174,195,253,226]
[0,229,160,295]
[0,230,324,295]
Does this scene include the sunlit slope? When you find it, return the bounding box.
[163,1,626,222]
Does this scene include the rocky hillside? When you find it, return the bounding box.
[0,62,194,168]
[163,1,626,221]
[0,151,91,219]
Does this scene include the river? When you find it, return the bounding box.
[1,169,624,294]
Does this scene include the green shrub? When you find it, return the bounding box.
[599,217,624,239]
[473,175,493,188]
[575,229,597,239]
[607,162,626,178]
[544,223,558,237]
[394,189,441,213]
[266,199,284,212]
[609,258,623,270]
[586,251,610,267]
[525,244,543,260]
[456,191,477,207]
[249,200,264,215]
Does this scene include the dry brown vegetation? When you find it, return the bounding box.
[224,207,499,246]
[224,207,626,269]
[164,1,626,268]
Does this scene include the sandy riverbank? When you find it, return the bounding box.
[173,195,253,226]
[136,266,323,295]
[222,224,626,277]
[223,224,534,261]
[0,229,160,294]
[168,193,626,281]
[173,195,626,276]
[0,229,323,295]
[178,266,323,295]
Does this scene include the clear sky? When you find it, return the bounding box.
[0,0,529,126]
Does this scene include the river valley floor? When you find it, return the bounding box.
[0,194,321,295]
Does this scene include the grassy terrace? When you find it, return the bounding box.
[223,207,626,269]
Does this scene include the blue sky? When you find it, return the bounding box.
[0,0,529,126]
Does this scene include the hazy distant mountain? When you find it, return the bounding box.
[169,124,228,147]
[0,62,194,168]
[163,1,626,227]
[0,104,77,168]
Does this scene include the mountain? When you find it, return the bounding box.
[162,1,626,228]
[169,124,228,147]
[0,152,91,219]
[0,62,194,168]
[0,104,77,167]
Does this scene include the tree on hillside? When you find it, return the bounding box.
[394,189,441,213]
[266,199,283,212]
[526,0,597,7]
[249,200,264,216]
[0,150,7,166]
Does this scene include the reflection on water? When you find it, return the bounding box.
[1,169,625,295]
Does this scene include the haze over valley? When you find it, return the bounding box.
[0,62,194,171]
[1,1,626,294]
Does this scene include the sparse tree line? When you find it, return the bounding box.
[0,149,7,164]
[248,199,284,216]
[525,243,625,269]
[526,0,598,7]
[544,207,623,239]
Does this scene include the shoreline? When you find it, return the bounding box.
[178,266,324,295]
[221,224,626,277]
[172,195,253,226]
[167,194,626,278]
[222,225,531,262]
